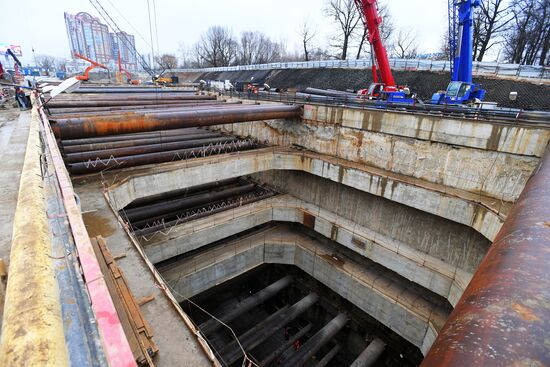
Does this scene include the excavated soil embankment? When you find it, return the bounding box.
[175,69,550,110]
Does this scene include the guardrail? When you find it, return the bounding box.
[171,59,550,80]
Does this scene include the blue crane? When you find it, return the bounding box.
[432,0,486,105]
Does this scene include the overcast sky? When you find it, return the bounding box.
[1,0,449,65]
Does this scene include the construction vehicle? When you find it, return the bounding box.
[0,48,23,83]
[116,50,140,85]
[431,0,486,105]
[353,0,414,104]
[74,53,110,81]
[154,76,173,85]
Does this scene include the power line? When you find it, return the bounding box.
[103,0,153,50]
[146,0,155,67]
[88,0,154,76]
[153,0,160,57]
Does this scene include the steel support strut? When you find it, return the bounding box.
[349,338,386,367]
[221,293,319,365]
[281,313,348,367]
[259,324,312,366]
[199,275,293,335]
[315,344,341,367]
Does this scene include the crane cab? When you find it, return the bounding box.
[431,81,486,105]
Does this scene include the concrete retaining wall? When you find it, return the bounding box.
[161,225,449,355]
[108,148,505,240]
[252,171,489,275]
[144,195,472,307]
[216,103,547,203]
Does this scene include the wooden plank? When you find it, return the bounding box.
[92,236,159,366]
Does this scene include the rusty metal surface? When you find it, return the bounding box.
[61,127,206,146]
[421,145,550,366]
[52,104,302,140]
[48,101,241,118]
[62,132,224,153]
[64,136,237,163]
[47,96,215,108]
[67,140,258,174]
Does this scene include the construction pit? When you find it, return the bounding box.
[1,85,549,367]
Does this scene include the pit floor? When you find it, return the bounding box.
[183,262,423,366]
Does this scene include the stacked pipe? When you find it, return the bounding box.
[57,127,259,174]
[44,87,301,174]
[119,178,276,237]
[50,103,301,140]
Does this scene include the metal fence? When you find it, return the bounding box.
[172,58,550,80]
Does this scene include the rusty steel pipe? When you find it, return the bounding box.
[52,93,199,100]
[421,145,550,367]
[72,87,196,93]
[64,136,239,163]
[61,127,206,146]
[49,102,247,122]
[52,104,301,140]
[62,132,224,153]
[67,140,257,174]
[47,101,231,114]
[54,104,296,125]
[124,183,256,222]
[46,96,216,108]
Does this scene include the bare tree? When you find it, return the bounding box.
[472,0,513,61]
[178,43,196,68]
[392,29,418,59]
[299,20,317,61]
[503,0,550,65]
[194,26,238,67]
[36,55,56,75]
[56,58,67,72]
[355,1,394,59]
[237,32,284,65]
[325,0,361,59]
[155,54,178,70]
[435,32,451,61]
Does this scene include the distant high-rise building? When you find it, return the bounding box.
[64,12,113,65]
[110,32,137,71]
[64,12,138,70]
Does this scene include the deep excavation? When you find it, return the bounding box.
[1,0,549,366]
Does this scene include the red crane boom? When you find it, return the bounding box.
[354,0,395,88]
[353,0,414,103]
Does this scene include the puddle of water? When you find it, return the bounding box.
[82,211,115,238]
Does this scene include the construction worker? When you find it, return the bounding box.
[14,86,30,110]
